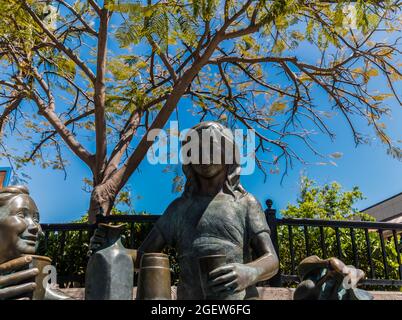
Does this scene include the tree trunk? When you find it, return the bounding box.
[88,181,119,223]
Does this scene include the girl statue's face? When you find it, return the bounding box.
[0,194,41,264]
[191,163,226,178]
[190,140,227,178]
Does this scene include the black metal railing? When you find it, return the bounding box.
[39,215,160,287]
[264,200,402,289]
[39,222,96,286]
[39,201,402,289]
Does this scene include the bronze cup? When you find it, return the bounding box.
[24,255,52,300]
[136,253,171,300]
[198,254,226,300]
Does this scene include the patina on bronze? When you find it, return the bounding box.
[199,254,227,299]
[86,223,134,300]
[130,122,279,299]
[89,122,280,299]
[293,255,373,300]
[0,186,71,300]
[26,255,52,300]
[136,253,171,300]
[0,186,41,300]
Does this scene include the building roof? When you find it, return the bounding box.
[362,192,402,222]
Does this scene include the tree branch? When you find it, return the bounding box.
[21,1,96,83]
[0,96,23,137]
[114,22,233,190]
[93,4,110,183]
[104,94,168,180]
[56,0,98,36]
[27,109,95,162]
[88,0,102,16]
[30,68,94,169]
[147,36,178,83]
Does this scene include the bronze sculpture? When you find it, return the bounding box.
[198,254,227,299]
[85,223,134,300]
[0,186,70,300]
[0,186,41,300]
[91,122,280,300]
[293,255,373,300]
[136,253,171,300]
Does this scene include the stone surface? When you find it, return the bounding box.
[60,287,402,300]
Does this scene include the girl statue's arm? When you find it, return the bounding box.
[134,227,167,270]
[208,233,279,294]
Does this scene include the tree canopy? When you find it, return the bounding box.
[281,175,370,220]
[0,0,401,220]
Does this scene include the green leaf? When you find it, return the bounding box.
[270,101,287,114]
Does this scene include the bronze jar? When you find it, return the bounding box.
[136,253,171,300]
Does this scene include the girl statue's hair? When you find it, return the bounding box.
[181,122,246,200]
[0,186,30,218]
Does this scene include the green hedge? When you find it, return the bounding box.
[37,210,180,288]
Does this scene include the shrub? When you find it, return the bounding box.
[38,208,180,287]
[277,176,401,290]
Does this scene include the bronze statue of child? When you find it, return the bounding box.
[0,186,70,300]
[93,122,279,299]
[0,186,42,299]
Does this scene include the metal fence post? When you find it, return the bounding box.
[95,212,104,225]
[90,212,103,239]
[265,199,282,287]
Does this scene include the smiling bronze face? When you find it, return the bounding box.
[0,186,41,264]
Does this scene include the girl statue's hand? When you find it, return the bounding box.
[207,263,258,294]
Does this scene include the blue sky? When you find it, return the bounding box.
[2,90,401,223]
[1,9,401,223]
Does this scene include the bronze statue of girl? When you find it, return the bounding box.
[134,122,279,299]
[0,186,41,299]
[0,186,70,300]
